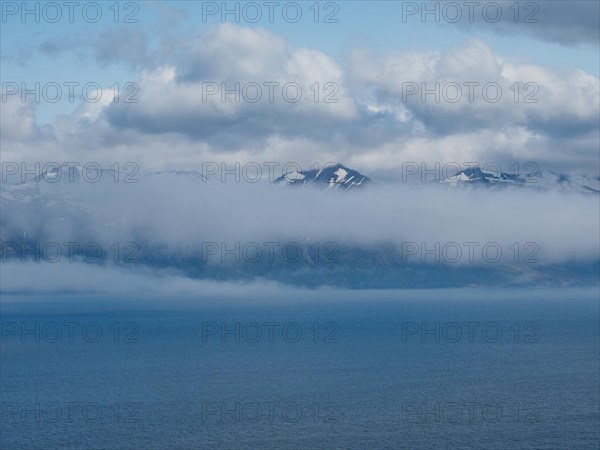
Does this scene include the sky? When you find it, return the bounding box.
[1,0,599,175]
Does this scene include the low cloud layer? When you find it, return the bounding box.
[2,261,599,302]
[2,176,598,266]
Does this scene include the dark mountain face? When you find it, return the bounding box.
[274,163,372,191]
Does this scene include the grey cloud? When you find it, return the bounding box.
[3,24,598,178]
[450,0,599,46]
[2,175,599,265]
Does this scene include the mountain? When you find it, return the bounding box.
[1,163,598,289]
[274,163,372,191]
[441,166,525,188]
[271,163,599,194]
[441,166,600,194]
[534,171,600,194]
[151,170,208,183]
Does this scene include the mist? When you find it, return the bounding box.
[2,175,598,266]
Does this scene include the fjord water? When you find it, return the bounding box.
[1,290,598,449]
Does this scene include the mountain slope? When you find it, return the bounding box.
[441,166,600,193]
[274,163,372,191]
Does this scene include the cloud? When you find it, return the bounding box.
[451,0,600,46]
[2,25,598,176]
[102,24,359,150]
[2,261,599,301]
[0,94,42,141]
[348,39,599,135]
[2,176,598,266]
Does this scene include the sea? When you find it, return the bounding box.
[1,288,599,449]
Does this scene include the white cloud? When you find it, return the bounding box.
[2,26,598,175]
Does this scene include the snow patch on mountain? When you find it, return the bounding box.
[275,163,372,191]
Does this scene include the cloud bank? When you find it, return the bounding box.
[2,24,598,175]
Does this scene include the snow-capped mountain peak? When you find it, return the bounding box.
[441,166,599,194]
[442,166,524,188]
[274,163,373,191]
